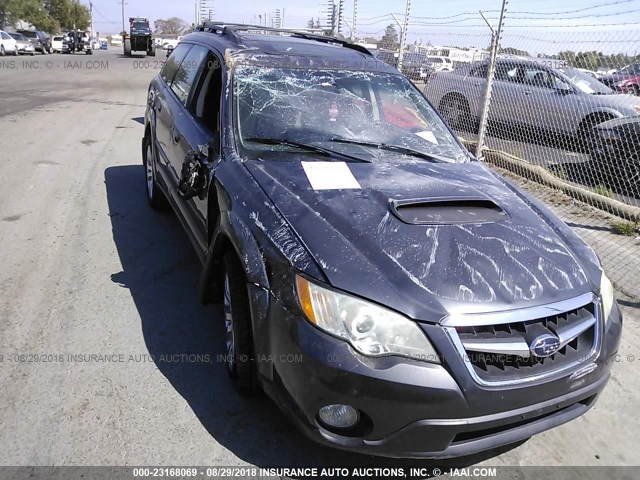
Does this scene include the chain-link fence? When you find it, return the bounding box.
[369,6,640,298]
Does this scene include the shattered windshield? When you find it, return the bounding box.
[233,65,470,163]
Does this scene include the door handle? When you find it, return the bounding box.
[524,90,533,95]
[171,126,180,144]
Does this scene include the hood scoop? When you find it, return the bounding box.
[390,197,508,225]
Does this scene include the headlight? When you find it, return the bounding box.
[614,80,628,88]
[633,105,640,115]
[296,275,439,362]
[600,272,616,324]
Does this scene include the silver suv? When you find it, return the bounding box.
[425,57,640,138]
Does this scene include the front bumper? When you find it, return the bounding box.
[259,293,622,458]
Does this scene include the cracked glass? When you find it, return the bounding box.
[233,65,470,163]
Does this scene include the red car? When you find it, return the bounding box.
[599,63,640,95]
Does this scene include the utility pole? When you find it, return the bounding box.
[397,0,411,72]
[475,0,508,159]
[352,0,358,41]
[89,1,93,35]
[120,0,125,35]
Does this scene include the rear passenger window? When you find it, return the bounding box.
[170,45,209,106]
[160,44,191,84]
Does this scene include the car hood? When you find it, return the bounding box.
[245,159,598,321]
[589,92,640,110]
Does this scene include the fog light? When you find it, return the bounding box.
[318,404,360,429]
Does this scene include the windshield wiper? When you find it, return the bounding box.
[329,137,453,163]
[244,137,370,163]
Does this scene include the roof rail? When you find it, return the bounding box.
[194,21,373,56]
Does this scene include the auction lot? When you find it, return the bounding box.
[0,48,639,471]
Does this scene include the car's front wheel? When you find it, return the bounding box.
[0,46,5,56]
[143,136,169,210]
[223,251,259,396]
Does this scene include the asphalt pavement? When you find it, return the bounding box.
[0,49,639,470]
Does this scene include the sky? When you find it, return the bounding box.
[90,0,640,56]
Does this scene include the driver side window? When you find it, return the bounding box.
[192,54,223,133]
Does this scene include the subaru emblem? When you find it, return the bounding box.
[530,334,561,358]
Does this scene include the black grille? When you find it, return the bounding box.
[457,303,597,383]
[450,395,597,445]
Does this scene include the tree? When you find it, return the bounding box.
[0,0,28,30]
[500,47,529,56]
[1,0,90,32]
[378,24,398,51]
[155,17,188,35]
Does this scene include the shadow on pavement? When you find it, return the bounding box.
[104,164,522,469]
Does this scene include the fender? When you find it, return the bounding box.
[198,210,273,381]
[198,210,269,305]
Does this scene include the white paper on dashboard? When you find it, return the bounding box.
[302,162,362,190]
[415,130,439,144]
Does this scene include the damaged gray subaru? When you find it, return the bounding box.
[142,22,622,458]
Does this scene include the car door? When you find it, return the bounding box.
[153,43,192,178]
[168,46,223,249]
[489,62,528,125]
[0,31,15,53]
[517,64,576,134]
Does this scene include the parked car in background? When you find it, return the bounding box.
[51,35,64,53]
[8,32,35,55]
[374,50,434,80]
[0,30,18,55]
[161,38,180,50]
[398,53,433,80]
[425,57,640,139]
[143,25,622,459]
[590,117,640,197]
[598,63,640,96]
[100,40,108,50]
[17,29,51,54]
[427,55,454,72]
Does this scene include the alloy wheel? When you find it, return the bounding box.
[223,274,235,372]
[145,144,154,199]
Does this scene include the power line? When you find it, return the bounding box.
[509,0,638,16]
[508,8,640,20]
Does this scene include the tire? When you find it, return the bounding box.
[143,135,169,210]
[223,251,259,396]
[439,94,474,133]
[124,39,132,56]
[1,46,5,56]
[148,44,156,57]
[577,114,614,151]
